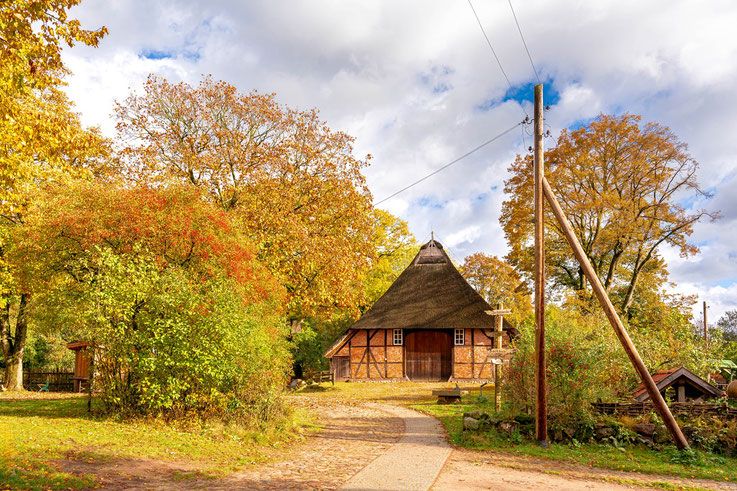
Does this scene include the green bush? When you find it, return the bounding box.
[291,317,350,376]
[19,183,292,426]
[504,306,620,425]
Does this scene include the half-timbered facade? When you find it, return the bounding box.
[324,239,517,381]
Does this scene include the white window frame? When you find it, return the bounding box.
[454,328,465,346]
[393,329,403,346]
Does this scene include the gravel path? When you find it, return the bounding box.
[57,397,737,490]
[225,399,405,490]
[340,403,451,491]
[434,447,737,491]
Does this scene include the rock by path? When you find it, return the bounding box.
[340,403,451,491]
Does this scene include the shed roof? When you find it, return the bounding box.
[633,367,724,401]
[349,239,515,333]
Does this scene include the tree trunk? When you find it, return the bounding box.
[3,356,23,391]
[0,294,29,391]
[621,269,640,316]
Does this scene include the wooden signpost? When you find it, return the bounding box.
[485,305,512,411]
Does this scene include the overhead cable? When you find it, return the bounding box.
[507,0,541,84]
[374,122,522,206]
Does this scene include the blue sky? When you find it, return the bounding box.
[62,0,737,321]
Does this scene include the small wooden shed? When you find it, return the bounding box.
[324,239,517,382]
[633,367,724,403]
[66,341,92,392]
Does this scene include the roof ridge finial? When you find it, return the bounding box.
[431,230,434,241]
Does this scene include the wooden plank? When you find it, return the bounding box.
[354,344,368,378]
[471,329,475,377]
[384,330,388,378]
[484,309,512,316]
[367,329,378,378]
[541,174,689,450]
[368,349,385,378]
[487,348,514,359]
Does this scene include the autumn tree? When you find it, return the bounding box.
[0,0,109,390]
[459,253,532,326]
[291,210,417,374]
[715,310,737,343]
[363,209,418,306]
[501,114,717,316]
[115,76,375,321]
[16,183,290,419]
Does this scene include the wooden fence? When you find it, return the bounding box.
[2,370,75,392]
[592,401,737,420]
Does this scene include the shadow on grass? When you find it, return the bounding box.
[0,394,92,419]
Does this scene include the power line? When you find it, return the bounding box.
[466,1,520,102]
[507,0,541,84]
[374,122,522,206]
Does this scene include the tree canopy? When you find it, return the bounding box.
[115,76,375,320]
[501,114,717,315]
[0,0,110,390]
[459,253,532,326]
[17,182,290,419]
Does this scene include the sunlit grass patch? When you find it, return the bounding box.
[0,392,309,488]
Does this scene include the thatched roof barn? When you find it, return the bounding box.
[324,239,517,382]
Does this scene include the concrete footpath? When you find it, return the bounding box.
[340,403,451,491]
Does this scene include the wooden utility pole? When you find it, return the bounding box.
[533,83,548,448]
[540,176,690,450]
[703,301,708,342]
[494,302,503,411]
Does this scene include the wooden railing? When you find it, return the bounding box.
[304,369,334,385]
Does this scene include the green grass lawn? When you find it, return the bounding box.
[0,392,311,490]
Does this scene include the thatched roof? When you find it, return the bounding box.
[350,239,515,333]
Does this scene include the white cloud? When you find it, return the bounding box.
[61,0,737,316]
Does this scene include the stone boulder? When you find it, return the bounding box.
[632,423,655,437]
[653,425,671,444]
[463,417,481,431]
[498,420,520,435]
[594,424,615,440]
[463,410,485,420]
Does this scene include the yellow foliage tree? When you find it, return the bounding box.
[459,253,532,326]
[501,114,718,316]
[0,0,109,390]
[363,209,418,307]
[116,76,375,320]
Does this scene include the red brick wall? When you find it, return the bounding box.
[452,328,510,380]
[346,329,404,380]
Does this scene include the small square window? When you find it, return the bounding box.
[454,328,465,346]
[393,329,403,345]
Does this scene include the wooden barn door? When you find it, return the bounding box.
[405,330,452,381]
[332,356,350,381]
